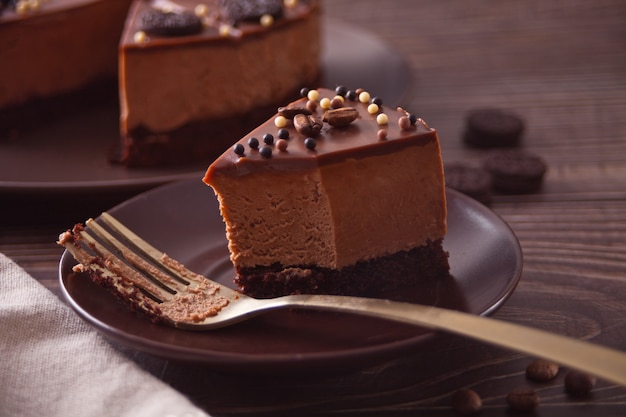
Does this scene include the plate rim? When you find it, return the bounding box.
[58,179,523,372]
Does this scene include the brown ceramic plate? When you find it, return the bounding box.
[59,179,523,374]
[0,19,411,193]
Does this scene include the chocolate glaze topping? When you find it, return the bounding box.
[205,87,438,178]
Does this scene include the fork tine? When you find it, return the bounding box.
[58,227,172,321]
[85,217,188,294]
[66,224,176,303]
[99,212,213,289]
[59,213,235,326]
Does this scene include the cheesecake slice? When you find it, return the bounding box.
[118,0,321,167]
[204,87,449,298]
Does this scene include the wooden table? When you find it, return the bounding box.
[2,0,625,415]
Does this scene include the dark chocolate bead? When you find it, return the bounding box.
[371,96,383,106]
[345,90,358,101]
[140,10,203,37]
[247,137,259,149]
[299,87,310,98]
[233,143,245,156]
[263,133,274,145]
[335,85,348,97]
[304,137,316,150]
[259,145,272,158]
[277,128,289,139]
[409,114,418,125]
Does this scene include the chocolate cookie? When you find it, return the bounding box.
[445,163,493,204]
[140,10,203,37]
[464,108,525,148]
[483,149,547,194]
[221,0,284,24]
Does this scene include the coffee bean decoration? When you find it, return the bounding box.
[565,370,596,397]
[506,389,539,412]
[451,389,482,415]
[140,9,203,37]
[526,358,559,382]
[220,0,283,24]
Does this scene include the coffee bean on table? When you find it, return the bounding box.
[451,388,482,415]
[565,370,597,397]
[526,358,559,382]
[506,389,539,412]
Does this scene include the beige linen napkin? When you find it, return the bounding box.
[0,253,210,417]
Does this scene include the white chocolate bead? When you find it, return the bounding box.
[367,103,379,114]
[319,98,331,110]
[219,24,232,37]
[260,14,274,27]
[274,115,287,128]
[358,91,371,104]
[194,4,208,17]
[16,1,29,14]
[376,113,389,125]
[307,89,320,101]
[133,31,148,43]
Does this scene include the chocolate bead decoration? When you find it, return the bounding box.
[276,139,289,152]
[248,137,259,149]
[259,145,272,158]
[263,133,274,145]
[233,143,245,156]
[371,96,383,106]
[304,137,316,150]
[335,85,348,97]
[277,128,289,139]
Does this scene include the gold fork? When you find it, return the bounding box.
[58,212,626,386]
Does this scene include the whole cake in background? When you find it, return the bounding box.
[119,0,321,166]
[204,86,450,299]
[0,0,321,168]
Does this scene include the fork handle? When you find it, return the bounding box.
[275,294,626,386]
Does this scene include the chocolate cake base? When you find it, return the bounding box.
[235,240,450,299]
